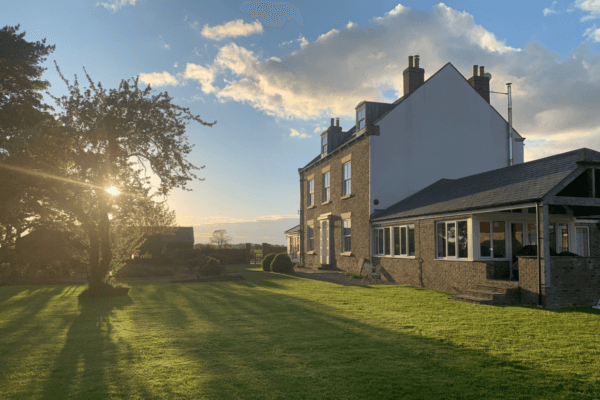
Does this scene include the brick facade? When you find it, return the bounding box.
[300,135,371,271]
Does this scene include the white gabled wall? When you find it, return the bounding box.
[370,64,524,214]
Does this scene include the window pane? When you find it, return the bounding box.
[559,224,569,253]
[437,223,446,258]
[401,227,407,255]
[408,227,415,256]
[511,223,523,262]
[527,223,537,246]
[493,221,505,258]
[480,222,491,257]
[447,223,456,257]
[384,228,391,255]
[549,223,556,254]
[576,227,589,256]
[377,229,384,255]
[393,227,400,256]
[458,221,468,258]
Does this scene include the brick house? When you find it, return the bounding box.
[285,225,300,262]
[297,56,524,272]
[370,148,600,309]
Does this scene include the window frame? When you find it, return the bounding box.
[322,171,330,203]
[342,219,351,253]
[307,179,314,207]
[307,225,314,252]
[356,107,365,130]
[342,161,351,196]
[436,220,469,260]
[373,224,415,258]
[478,220,507,260]
[321,135,328,154]
[575,226,590,256]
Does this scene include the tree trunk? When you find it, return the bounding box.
[99,210,112,281]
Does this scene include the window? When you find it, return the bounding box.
[479,221,505,259]
[437,221,468,259]
[342,219,351,253]
[307,225,314,252]
[558,224,569,253]
[321,135,327,154]
[342,162,351,196]
[576,226,590,256]
[307,179,314,207]
[375,225,414,257]
[322,172,330,202]
[357,107,365,130]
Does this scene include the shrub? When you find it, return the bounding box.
[200,257,223,276]
[262,253,276,271]
[270,253,294,273]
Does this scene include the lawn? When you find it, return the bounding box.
[1,265,599,399]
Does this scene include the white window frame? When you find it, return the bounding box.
[321,135,327,154]
[436,220,469,260]
[342,219,351,253]
[342,161,351,196]
[307,179,314,207]
[307,225,314,252]
[322,172,330,202]
[374,225,415,257]
[356,107,365,130]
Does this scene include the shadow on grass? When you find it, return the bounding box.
[125,272,598,399]
[41,295,142,399]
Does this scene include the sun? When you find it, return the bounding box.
[105,186,121,196]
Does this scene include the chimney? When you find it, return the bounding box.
[330,117,334,127]
[468,64,490,103]
[336,118,339,127]
[403,55,425,96]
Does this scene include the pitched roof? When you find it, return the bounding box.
[371,148,600,222]
[284,225,300,234]
[301,126,357,170]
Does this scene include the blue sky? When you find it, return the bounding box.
[4,0,600,244]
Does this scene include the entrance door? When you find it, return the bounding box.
[320,219,330,265]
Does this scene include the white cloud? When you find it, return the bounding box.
[173,62,178,68]
[583,24,600,41]
[543,1,559,16]
[140,3,600,158]
[313,126,325,134]
[96,0,139,12]
[573,0,600,21]
[201,19,263,41]
[138,71,179,87]
[290,128,311,139]
[163,44,171,50]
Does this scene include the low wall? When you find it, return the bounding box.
[262,243,286,257]
[519,256,600,308]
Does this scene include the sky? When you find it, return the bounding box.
[4,0,600,244]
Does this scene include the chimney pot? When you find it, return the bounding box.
[480,66,485,77]
[415,55,420,68]
[330,118,334,126]
[408,55,413,68]
[473,65,478,77]
[336,118,339,127]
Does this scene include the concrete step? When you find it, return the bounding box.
[484,279,520,288]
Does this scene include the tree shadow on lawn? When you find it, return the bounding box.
[40,295,151,400]
[127,273,599,399]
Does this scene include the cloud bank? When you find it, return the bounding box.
[201,19,263,40]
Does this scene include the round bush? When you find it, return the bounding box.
[262,253,276,271]
[200,257,223,276]
[270,253,294,273]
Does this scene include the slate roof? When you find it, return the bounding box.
[371,148,600,222]
[302,126,357,170]
[284,225,300,234]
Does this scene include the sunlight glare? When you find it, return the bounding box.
[106,186,121,196]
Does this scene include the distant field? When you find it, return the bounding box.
[1,264,599,399]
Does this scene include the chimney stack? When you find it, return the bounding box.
[330,117,334,127]
[403,55,425,96]
[336,118,339,127]
[468,64,490,103]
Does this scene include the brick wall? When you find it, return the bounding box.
[262,243,286,257]
[371,216,499,294]
[301,135,371,271]
[575,222,600,256]
[545,257,600,308]
[518,256,540,306]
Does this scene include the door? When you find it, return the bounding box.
[320,220,330,265]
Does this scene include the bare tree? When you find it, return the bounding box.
[209,230,232,248]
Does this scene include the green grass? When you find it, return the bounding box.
[1,265,599,399]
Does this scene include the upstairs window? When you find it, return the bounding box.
[321,135,328,154]
[322,172,330,202]
[356,107,365,130]
[342,162,351,196]
[307,179,314,207]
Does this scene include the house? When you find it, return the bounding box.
[285,225,300,262]
[298,56,524,273]
[370,148,600,309]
